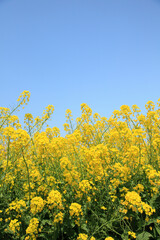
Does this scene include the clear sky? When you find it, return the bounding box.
[0,0,160,135]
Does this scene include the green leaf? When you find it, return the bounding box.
[100,218,106,224]
[41,219,52,226]
[121,233,128,240]
[71,222,75,228]
[155,225,160,235]
[81,223,88,233]
[38,233,48,239]
[137,231,153,240]
[146,219,155,225]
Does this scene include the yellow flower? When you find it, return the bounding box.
[69,203,83,226]
[63,123,71,132]
[26,218,39,240]
[105,237,114,240]
[17,90,30,105]
[53,212,63,224]
[65,109,72,120]
[90,237,96,240]
[128,231,136,239]
[6,199,26,217]
[47,190,63,210]
[101,206,107,210]
[77,233,88,240]
[69,203,83,217]
[141,202,155,216]
[79,180,93,193]
[9,219,21,233]
[30,197,44,215]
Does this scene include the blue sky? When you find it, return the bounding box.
[0,0,160,135]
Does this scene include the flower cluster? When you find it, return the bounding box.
[30,197,44,215]
[25,218,39,240]
[69,203,83,225]
[47,190,63,210]
[1,92,160,239]
[9,219,21,234]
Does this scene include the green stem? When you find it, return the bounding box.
[21,148,31,207]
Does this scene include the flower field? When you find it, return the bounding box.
[1,91,160,240]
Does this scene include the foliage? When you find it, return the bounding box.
[0,91,160,239]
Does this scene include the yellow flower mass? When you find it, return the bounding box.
[30,197,44,215]
[1,91,160,239]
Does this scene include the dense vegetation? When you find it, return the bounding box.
[1,91,160,240]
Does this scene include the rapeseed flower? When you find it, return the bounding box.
[9,219,21,234]
[30,197,44,215]
[47,190,63,210]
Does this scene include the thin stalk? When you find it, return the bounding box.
[21,148,31,207]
